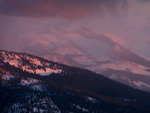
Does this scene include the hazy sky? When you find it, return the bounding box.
[0,0,150,58]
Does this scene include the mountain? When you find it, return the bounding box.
[2,27,150,92]
[1,50,150,113]
[86,43,150,92]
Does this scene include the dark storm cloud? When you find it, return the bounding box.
[0,0,128,19]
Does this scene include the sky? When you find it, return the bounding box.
[0,0,150,58]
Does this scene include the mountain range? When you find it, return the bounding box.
[1,27,150,92]
[1,50,150,113]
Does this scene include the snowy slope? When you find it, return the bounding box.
[0,50,62,76]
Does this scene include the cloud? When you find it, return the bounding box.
[138,0,150,2]
[0,0,128,19]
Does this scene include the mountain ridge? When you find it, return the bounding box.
[1,50,150,112]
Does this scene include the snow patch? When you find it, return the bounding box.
[72,104,89,112]
[100,61,150,76]
[36,68,62,76]
[73,56,95,66]
[56,47,85,56]
[20,78,45,91]
[30,85,44,91]
[113,44,123,52]
[133,81,150,88]
[87,97,97,103]
[20,78,39,86]
[1,74,15,81]
[28,57,43,66]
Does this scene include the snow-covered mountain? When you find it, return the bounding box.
[1,27,150,92]
[1,50,150,113]
[86,43,150,92]
[36,30,150,92]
